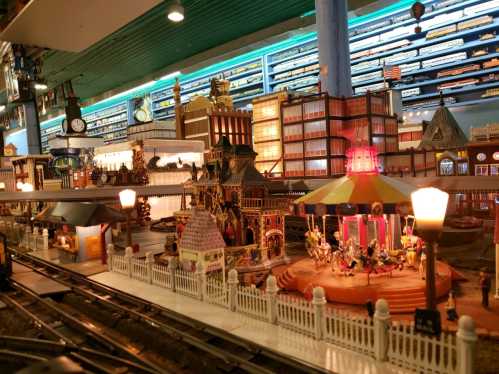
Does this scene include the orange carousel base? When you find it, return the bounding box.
[277,258,454,313]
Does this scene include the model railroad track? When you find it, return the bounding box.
[1,280,166,373]
[8,248,325,374]
[0,335,159,373]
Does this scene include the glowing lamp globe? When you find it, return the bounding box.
[411,187,448,232]
[21,183,34,192]
[16,181,24,190]
[119,189,136,209]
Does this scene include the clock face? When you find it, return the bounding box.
[62,119,68,133]
[135,109,147,123]
[71,118,86,133]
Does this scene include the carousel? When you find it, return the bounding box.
[280,147,453,313]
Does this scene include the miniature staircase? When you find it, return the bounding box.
[277,269,295,290]
[378,289,426,314]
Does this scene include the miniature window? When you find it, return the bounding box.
[475,165,488,176]
[266,218,271,225]
[490,164,499,176]
[277,217,281,225]
[439,159,454,176]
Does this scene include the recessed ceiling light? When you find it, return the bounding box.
[34,83,48,90]
[167,1,184,22]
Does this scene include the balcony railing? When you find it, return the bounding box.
[241,197,290,210]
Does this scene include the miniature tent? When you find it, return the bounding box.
[178,208,225,278]
[417,98,467,150]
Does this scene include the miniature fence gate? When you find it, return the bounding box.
[106,248,477,374]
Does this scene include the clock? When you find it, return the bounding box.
[70,118,87,133]
[62,119,68,133]
[134,108,148,123]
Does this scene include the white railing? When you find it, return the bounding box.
[106,245,477,374]
[235,285,268,321]
[204,277,229,308]
[131,258,148,282]
[112,255,129,276]
[388,322,457,374]
[175,268,199,298]
[277,294,315,337]
[152,263,172,288]
[324,308,374,355]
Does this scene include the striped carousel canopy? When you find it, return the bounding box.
[294,174,417,214]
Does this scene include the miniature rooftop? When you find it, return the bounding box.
[35,202,126,227]
[179,208,225,252]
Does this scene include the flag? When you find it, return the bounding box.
[383,65,401,81]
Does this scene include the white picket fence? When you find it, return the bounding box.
[175,268,199,298]
[106,246,477,374]
[235,285,268,321]
[204,277,229,308]
[324,308,374,354]
[111,255,129,276]
[388,322,458,374]
[277,294,315,337]
[152,263,172,288]
[131,258,148,282]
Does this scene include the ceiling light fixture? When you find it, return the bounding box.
[167,0,184,22]
[0,105,5,112]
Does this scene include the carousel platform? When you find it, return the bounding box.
[277,258,454,314]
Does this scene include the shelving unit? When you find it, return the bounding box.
[83,102,129,144]
[39,0,499,150]
[150,59,264,121]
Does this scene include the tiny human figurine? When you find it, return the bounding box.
[445,291,458,321]
[419,251,427,280]
[479,269,491,308]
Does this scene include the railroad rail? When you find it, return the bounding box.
[7,247,324,374]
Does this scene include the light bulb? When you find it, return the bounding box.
[167,2,184,22]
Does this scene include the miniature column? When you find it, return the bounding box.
[124,246,133,278]
[315,0,352,96]
[168,256,177,292]
[456,316,477,374]
[107,244,115,272]
[145,252,154,284]
[228,269,239,312]
[373,299,391,361]
[266,275,279,324]
[312,286,327,339]
[42,228,49,250]
[196,261,205,300]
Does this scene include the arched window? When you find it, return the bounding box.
[439,158,454,176]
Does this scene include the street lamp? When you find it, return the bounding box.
[411,187,449,310]
[21,183,34,228]
[119,189,136,248]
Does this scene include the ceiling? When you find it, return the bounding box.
[36,0,379,102]
[0,0,163,52]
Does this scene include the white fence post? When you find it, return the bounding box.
[228,269,239,312]
[266,275,278,324]
[42,228,49,250]
[145,252,154,284]
[168,256,177,292]
[456,315,477,374]
[373,298,390,361]
[312,286,326,340]
[196,261,205,300]
[107,244,115,272]
[125,246,133,278]
[13,223,19,243]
